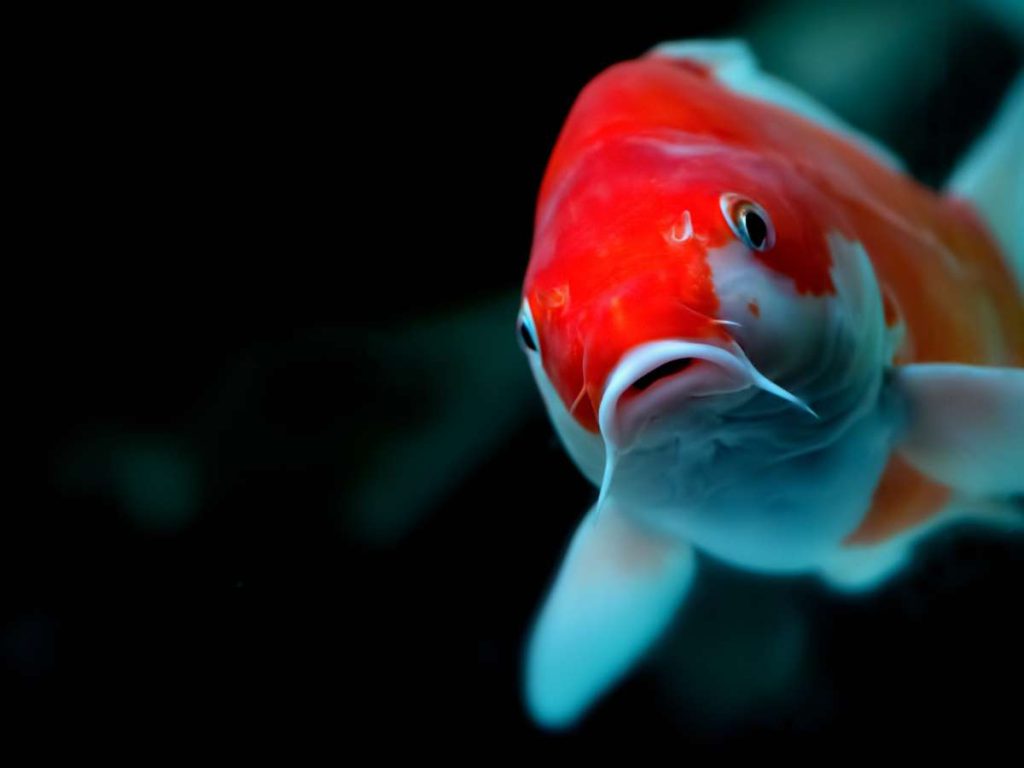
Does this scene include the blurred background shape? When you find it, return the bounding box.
[56,432,200,533]
[344,293,538,545]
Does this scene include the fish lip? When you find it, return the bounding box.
[592,339,818,509]
[596,340,752,449]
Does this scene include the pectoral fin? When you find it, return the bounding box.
[524,501,695,728]
[821,541,911,593]
[895,364,1024,495]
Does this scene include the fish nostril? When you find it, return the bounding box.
[631,358,695,391]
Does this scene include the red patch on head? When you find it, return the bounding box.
[526,141,734,431]
[747,300,760,318]
[523,58,875,432]
[525,133,846,430]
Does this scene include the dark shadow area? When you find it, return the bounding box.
[16,1,1024,751]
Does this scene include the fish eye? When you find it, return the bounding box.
[720,194,775,252]
[519,320,538,352]
[518,299,539,353]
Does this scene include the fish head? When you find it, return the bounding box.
[521,135,883,456]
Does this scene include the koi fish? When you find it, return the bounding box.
[518,40,1024,728]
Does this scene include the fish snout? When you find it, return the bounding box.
[597,341,753,447]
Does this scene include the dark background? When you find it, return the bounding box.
[16,1,1024,750]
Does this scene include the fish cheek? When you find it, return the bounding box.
[707,242,828,379]
[527,351,607,487]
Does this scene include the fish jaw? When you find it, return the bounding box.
[597,341,750,449]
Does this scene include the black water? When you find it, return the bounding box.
[19,3,1024,752]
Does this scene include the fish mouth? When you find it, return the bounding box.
[594,339,815,508]
[597,341,753,449]
[628,357,698,391]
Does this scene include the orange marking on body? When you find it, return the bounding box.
[844,455,951,546]
[747,300,760,318]
[881,289,899,327]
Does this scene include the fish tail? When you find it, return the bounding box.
[946,71,1024,290]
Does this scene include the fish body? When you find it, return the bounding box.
[518,41,1024,727]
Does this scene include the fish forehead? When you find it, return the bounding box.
[538,56,888,210]
[526,140,733,313]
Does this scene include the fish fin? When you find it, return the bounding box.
[525,500,695,728]
[894,364,1024,496]
[822,495,1024,592]
[821,541,911,593]
[649,39,906,172]
[945,495,1024,532]
[946,71,1024,289]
